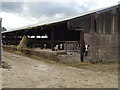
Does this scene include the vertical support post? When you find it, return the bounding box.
[35,35,37,48]
[118,4,120,60]
[34,29,37,48]
[80,30,84,62]
[51,27,54,51]
[117,4,120,89]
[92,15,96,63]
[0,18,2,66]
[8,34,10,45]
[15,31,17,46]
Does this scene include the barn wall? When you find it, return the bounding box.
[92,7,118,62]
[94,34,117,61]
[69,6,118,62]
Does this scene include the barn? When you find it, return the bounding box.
[2,4,120,63]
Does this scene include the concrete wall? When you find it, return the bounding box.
[69,6,119,62]
[84,34,118,62]
[2,45,58,62]
[2,45,81,64]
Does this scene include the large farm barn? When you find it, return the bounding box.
[2,4,120,63]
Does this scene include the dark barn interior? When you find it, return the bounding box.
[2,21,80,50]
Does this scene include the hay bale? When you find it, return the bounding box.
[17,35,29,51]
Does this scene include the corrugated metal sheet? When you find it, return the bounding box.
[68,5,118,35]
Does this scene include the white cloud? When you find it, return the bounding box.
[54,13,65,19]
[0,0,119,30]
[89,0,119,9]
[0,12,37,29]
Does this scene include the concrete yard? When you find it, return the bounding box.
[2,51,118,88]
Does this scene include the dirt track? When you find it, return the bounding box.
[2,51,118,88]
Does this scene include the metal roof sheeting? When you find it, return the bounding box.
[2,4,119,34]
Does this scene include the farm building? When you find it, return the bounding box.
[2,4,120,63]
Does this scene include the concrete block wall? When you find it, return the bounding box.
[84,34,118,62]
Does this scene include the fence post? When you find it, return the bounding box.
[0,18,2,66]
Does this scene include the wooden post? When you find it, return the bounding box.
[0,18,2,66]
[92,15,96,63]
[80,30,84,62]
[51,27,54,51]
[34,29,37,48]
[15,31,17,46]
[118,4,120,65]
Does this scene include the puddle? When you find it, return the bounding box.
[31,64,50,71]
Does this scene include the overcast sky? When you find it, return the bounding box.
[0,0,119,30]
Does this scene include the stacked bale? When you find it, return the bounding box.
[17,35,29,51]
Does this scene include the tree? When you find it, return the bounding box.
[2,27,7,31]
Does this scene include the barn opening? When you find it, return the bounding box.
[2,21,80,52]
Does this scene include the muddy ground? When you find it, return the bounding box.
[2,51,118,88]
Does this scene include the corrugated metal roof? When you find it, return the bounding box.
[2,4,119,34]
